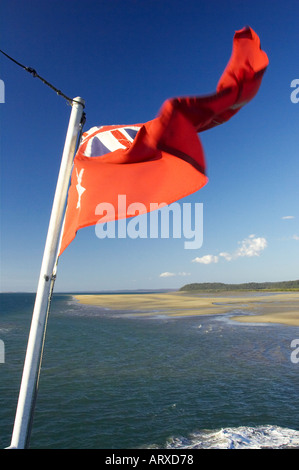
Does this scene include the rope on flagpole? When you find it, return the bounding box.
[0,48,84,107]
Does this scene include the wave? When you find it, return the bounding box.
[165,425,299,449]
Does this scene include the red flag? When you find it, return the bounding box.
[59,26,268,255]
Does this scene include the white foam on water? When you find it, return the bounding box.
[165,425,299,449]
[0,328,11,334]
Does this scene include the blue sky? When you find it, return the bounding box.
[0,0,298,292]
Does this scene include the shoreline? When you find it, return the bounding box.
[73,291,299,327]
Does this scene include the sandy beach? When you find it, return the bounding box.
[74,291,299,327]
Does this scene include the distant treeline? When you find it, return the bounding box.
[180,280,299,292]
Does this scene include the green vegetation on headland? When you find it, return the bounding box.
[179,280,299,292]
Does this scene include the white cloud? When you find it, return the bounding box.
[281,216,295,219]
[235,235,267,258]
[292,234,299,240]
[192,254,219,264]
[219,252,233,261]
[192,235,267,266]
[159,271,191,278]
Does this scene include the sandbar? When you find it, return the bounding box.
[74,291,299,327]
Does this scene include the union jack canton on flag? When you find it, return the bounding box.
[81,125,141,157]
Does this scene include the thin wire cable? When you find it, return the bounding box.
[0,48,84,107]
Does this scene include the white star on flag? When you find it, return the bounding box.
[76,168,86,209]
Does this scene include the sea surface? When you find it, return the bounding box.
[0,292,299,449]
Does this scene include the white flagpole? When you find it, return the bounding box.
[8,97,85,449]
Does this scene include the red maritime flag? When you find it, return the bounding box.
[59,26,268,255]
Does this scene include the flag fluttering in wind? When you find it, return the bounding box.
[59,26,268,255]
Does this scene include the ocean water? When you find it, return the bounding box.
[0,292,299,449]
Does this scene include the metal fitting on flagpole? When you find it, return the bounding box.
[8,97,85,449]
